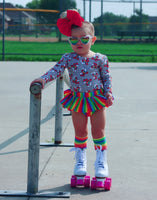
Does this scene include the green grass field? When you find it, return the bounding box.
[0,40,157,62]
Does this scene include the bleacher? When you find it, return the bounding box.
[117,31,157,40]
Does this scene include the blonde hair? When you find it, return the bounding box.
[81,21,95,36]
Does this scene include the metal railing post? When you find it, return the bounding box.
[2,0,5,61]
[27,84,42,194]
[0,80,71,198]
[25,83,71,197]
[54,77,64,144]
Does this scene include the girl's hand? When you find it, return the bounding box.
[30,78,45,89]
[30,79,45,99]
[105,93,113,107]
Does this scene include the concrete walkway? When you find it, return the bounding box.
[0,61,157,200]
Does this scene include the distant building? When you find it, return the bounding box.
[0,3,36,33]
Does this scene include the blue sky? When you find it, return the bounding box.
[6,0,157,21]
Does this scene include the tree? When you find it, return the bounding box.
[128,9,149,31]
[26,0,40,9]
[26,0,76,24]
[40,0,76,11]
[40,0,76,24]
[26,0,77,37]
[93,12,129,36]
[15,4,24,8]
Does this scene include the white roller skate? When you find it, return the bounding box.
[70,148,90,188]
[91,147,112,191]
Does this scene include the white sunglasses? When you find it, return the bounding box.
[68,35,93,45]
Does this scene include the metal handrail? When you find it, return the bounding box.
[27,70,71,195]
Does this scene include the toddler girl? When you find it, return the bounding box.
[31,9,113,188]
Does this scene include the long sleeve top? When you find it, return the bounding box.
[41,52,112,95]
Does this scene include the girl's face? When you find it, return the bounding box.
[70,27,96,57]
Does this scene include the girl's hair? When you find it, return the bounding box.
[60,9,95,36]
[79,21,95,36]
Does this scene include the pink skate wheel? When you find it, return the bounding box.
[91,177,97,190]
[71,175,76,188]
[104,178,112,190]
[84,175,90,187]
[96,181,104,190]
[77,178,84,188]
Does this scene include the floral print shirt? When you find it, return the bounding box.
[41,52,112,95]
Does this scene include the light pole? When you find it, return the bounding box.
[140,0,142,40]
[100,0,103,41]
[83,0,86,20]
[89,0,92,22]
[58,0,63,42]
[2,0,5,61]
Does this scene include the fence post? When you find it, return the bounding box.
[27,85,42,194]
[54,77,64,144]
[2,0,5,61]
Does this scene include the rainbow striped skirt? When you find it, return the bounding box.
[60,88,109,116]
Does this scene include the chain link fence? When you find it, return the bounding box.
[0,7,157,61]
[1,7,157,41]
[0,7,60,41]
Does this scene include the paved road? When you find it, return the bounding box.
[0,61,157,200]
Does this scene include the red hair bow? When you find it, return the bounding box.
[57,10,84,36]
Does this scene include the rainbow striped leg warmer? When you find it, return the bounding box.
[93,136,107,151]
[75,136,88,149]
